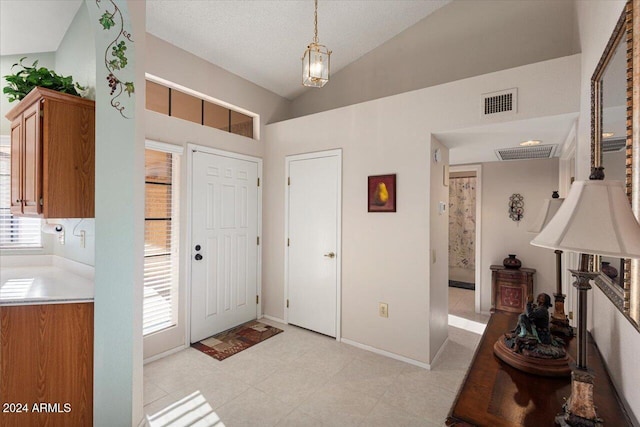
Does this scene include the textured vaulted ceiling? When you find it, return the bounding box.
[0,0,83,55]
[146,0,451,100]
[1,0,580,164]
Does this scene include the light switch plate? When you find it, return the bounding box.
[379,302,388,318]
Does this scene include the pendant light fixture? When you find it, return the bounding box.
[302,0,331,88]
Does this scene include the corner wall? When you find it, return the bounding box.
[265,55,580,364]
[52,2,96,266]
[429,137,449,357]
[478,158,559,313]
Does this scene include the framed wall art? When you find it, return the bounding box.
[368,174,396,212]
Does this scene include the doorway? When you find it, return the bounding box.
[285,150,342,339]
[189,146,262,343]
[448,165,482,321]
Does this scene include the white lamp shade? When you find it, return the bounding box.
[528,197,564,233]
[530,180,640,258]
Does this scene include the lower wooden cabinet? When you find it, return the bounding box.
[0,303,93,427]
[490,265,536,313]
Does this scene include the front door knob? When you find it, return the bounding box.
[324,252,335,258]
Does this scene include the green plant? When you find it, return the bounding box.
[2,57,86,102]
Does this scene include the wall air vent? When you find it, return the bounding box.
[482,88,517,117]
[495,144,557,161]
[602,138,627,153]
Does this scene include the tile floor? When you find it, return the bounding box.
[448,286,489,324]
[143,287,488,426]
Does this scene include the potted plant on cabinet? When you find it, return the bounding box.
[2,57,86,102]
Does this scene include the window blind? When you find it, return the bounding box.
[144,148,180,336]
[0,141,42,248]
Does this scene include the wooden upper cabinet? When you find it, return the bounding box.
[5,87,95,218]
[9,118,22,215]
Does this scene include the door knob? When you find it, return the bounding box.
[324,252,335,258]
[195,254,203,261]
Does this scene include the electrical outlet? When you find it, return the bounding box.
[80,230,86,249]
[569,311,574,320]
[379,302,388,318]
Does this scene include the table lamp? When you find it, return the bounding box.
[528,191,572,336]
[530,175,640,426]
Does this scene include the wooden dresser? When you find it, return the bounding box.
[490,265,535,313]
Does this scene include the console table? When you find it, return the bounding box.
[446,311,632,426]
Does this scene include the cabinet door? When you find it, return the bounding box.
[9,118,23,215]
[22,102,42,216]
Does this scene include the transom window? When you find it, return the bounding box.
[146,79,256,139]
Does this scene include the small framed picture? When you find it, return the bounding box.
[368,174,396,212]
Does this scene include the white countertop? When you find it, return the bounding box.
[0,255,94,306]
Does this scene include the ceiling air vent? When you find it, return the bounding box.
[495,144,557,161]
[482,88,517,117]
[602,138,626,153]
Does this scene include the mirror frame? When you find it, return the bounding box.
[591,0,640,331]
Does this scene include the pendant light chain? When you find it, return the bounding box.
[302,0,331,88]
[313,0,319,44]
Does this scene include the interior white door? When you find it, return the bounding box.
[191,150,259,342]
[287,152,341,337]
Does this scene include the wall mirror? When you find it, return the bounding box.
[592,0,640,330]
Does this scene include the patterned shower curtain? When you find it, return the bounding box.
[449,177,476,270]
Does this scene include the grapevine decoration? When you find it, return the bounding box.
[96,0,134,118]
[509,193,524,222]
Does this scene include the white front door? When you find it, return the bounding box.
[190,149,260,342]
[286,150,341,338]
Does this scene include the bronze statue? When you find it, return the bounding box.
[494,292,571,376]
[505,293,565,359]
[513,293,553,344]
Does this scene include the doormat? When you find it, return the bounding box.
[449,280,475,290]
[191,320,283,361]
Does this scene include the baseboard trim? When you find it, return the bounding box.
[261,314,286,324]
[430,336,450,368]
[340,337,431,370]
[143,344,187,364]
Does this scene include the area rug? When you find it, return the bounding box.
[449,280,475,290]
[191,320,283,361]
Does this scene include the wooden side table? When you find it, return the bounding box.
[490,265,535,313]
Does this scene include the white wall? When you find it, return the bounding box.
[265,55,580,364]
[289,0,579,119]
[575,1,640,424]
[88,0,145,423]
[477,158,559,312]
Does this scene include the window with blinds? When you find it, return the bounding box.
[0,139,42,248]
[144,148,180,336]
